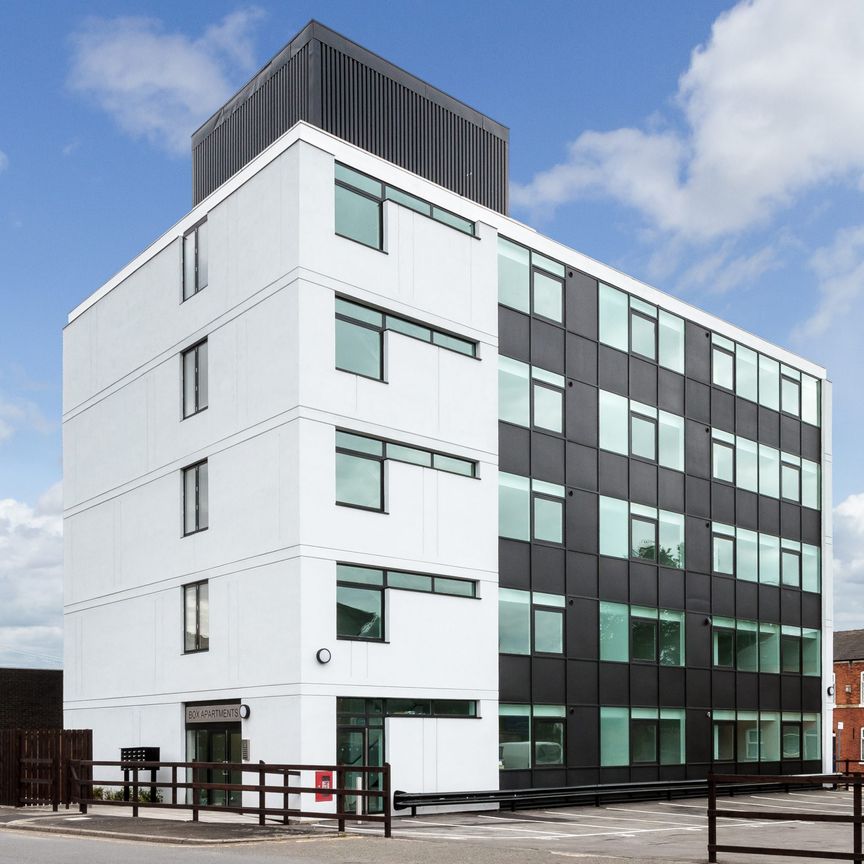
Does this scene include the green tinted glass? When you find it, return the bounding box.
[336,453,382,509]
[335,185,381,249]
[336,318,382,379]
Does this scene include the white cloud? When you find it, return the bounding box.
[0,394,53,445]
[0,150,7,173]
[794,224,864,340]
[676,241,782,296]
[832,493,864,629]
[68,8,265,155]
[512,0,864,242]
[0,483,63,669]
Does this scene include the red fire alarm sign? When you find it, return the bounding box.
[315,770,333,802]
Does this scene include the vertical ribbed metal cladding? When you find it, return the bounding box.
[318,42,508,212]
[192,43,309,204]
[191,22,509,212]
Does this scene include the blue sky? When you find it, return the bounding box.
[1,0,863,666]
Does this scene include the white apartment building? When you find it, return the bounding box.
[63,23,831,813]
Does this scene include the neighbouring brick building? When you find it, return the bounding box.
[0,668,63,730]
[834,630,864,771]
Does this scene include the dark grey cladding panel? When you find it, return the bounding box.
[192,21,509,211]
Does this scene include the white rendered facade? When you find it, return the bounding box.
[64,122,833,808]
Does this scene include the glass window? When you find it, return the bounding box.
[336,452,382,510]
[183,461,208,535]
[533,270,563,322]
[802,544,821,592]
[387,571,432,591]
[781,376,800,417]
[658,311,684,373]
[432,331,475,356]
[759,534,780,585]
[736,529,759,582]
[182,221,208,301]
[803,714,821,760]
[599,390,628,455]
[759,623,780,674]
[337,564,384,586]
[182,340,208,417]
[499,473,530,541]
[599,602,629,662]
[631,712,659,764]
[802,460,820,510]
[802,629,821,676]
[737,711,760,762]
[498,237,530,313]
[759,445,780,498]
[660,708,686,765]
[498,355,531,426]
[736,621,759,672]
[385,186,430,215]
[712,433,735,483]
[781,541,801,587]
[781,456,800,503]
[388,444,432,467]
[532,252,565,277]
[658,412,684,471]
[336,164,382,196]
[780,712,801,759]
[713,346,735,390]
[534,705,566,766]
[534,494,563,544]
[736,438,759,493]
[631,508,657,562]
[713,526,735,575]
[533,383,563,433]
[758,355,780,411]
[499,588,530,654]
[433,454,475,477]
[760,712,780,761]
[534,608,564,654]
[599,284,628,351]
[499,705,531,770]
[600,706,629,767]
[337,584,383,640]
[713,618,736,668]
[336,317,382,379]
[630,309,657,361]
[630,411,657,461]
[335,184,381,249]
[736,346,758,402]
[600,496,629,558]
[659,610,685,666]
[782,626,801,673]
[631,608,658,661]
[183,581,209,652]
[659,510,685,569]
[387,316,431,341]
[431,206,474,235]
[713,710,736,761]
[802,375,820,426]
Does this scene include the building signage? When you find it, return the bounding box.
[185,703,242,724]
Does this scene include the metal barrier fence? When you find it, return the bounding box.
[708,772,862,863]
[68,759,391,837]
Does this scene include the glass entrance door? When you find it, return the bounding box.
[186,723,242,806]
[337,726,384,814]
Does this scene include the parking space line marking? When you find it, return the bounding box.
[541,811,687,826]
[614,805,705,817]
[476,814,691,832]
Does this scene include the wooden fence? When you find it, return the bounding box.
[0,729,92,808]
[69,759,392,836]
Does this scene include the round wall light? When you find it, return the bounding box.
[316,648,332,664]
[239,704,251,719]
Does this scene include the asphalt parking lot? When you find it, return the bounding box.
[344,787,859,862]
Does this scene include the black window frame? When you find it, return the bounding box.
[781,631,802,673]
[781,721,802,760]
[531,378,566,437]
[712,344,736,391]
[335,446,385,513]
[629,307,658,362]
[780,373,801,418]
[713,625,737,669]
[630,614,659,664]
[630,717,659,764]
[336,580,385,643]
[335,311,385,381]
[780,457,801,504]
[182,459,208,536]
[182,217,208,302]
[712,531,736,576]
[334,179,384,251]
[531,599,565,656]
[712,437,736,485]
[181,338,208,419]
[713,719,737,762]
[629,409,658,464]
[530,265,565,325]
[183,580,209,654]
[531,491,566,547]
[630,512,659,563]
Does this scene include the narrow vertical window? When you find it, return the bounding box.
[736,345,758,402]
[183,581,209,652]
[630,298,657,360]
[781,365,801,417]
[712,430,735,483]
[335,433,384,511]
[658,311,684,373]
[182,339,208,418]
[183,460,208,535]
[499,357,530,426]
[712,335,735,390]
[712,524,735,575]
[498,237,531,313]
[630,504,658,562]
[335,164,383,249]
[630,403,657,461]
[781,453,801,503]
[599,283,628,351]
[499,588,530,654]
[182,220,208,301]
[336,300,384,379]
[336,565,384,640]
[758,355,780,411]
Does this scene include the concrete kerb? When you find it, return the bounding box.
[0,813,325,846]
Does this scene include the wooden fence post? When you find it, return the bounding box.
[258,761,265,826]
[855,777,862,864]
[337,767,345,833]
[383,763,392,839]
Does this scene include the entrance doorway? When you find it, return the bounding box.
[185,724,242,806]
[336,726,384,814]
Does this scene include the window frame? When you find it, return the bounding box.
[181,218,208,302]
[712,344,736,391]
[530,265,564,324]
[630,510,659,563]
[531,377,565,436]
[183,580,209,653]
[712,528,736,576]
[712,435,736,485]
[335,446,385,513]
[334,175,384,250]
[181,338,208,419]
[335,310,384,381]
[336,580,385,643]
[182,459,208,536]
[629,307,658,362]
[629,408,658,463]
[630,717,659,765]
